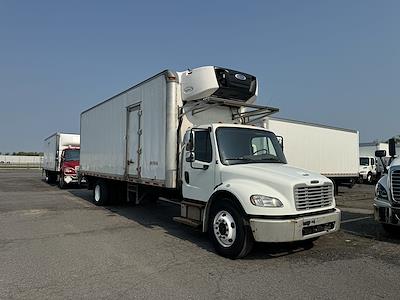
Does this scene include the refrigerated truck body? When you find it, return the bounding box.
[80,66,340,258]
[259,117,359,191]
[43,133,80,186]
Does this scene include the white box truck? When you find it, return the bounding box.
[43,133,80,188]
[258,117,359,193]
[359,142,390,183]
[80,66,340,258]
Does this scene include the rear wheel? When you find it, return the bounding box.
[208,200,254,259]
[45,171,56,184]
[93,180,109,206]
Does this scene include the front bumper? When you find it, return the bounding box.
[63,175,79,184]
[249,208,341,242]
[374,199,400,226]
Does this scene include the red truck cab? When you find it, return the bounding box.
[59,147,80,189]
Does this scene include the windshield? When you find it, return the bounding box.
[360,157,369,166]
[216,127,287,165]
[64,149,80,162]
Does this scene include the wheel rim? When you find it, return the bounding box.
[94,185,101,202]
[368,174,372,182]
[213,210,237,248]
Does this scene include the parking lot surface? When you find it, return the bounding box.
[1,169,400,299]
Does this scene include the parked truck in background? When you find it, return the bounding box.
[79,66,341,258]
[359,142,390,183]
[374,138,400,233]
[257,117,359,193]
[43,133,80,188]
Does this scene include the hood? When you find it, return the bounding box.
[221,163,330,186]
[219,163,334,215]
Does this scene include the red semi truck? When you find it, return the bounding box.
[43,133,80,188]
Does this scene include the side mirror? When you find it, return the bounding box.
[276,136,284,150]
[375,150,386,158]
[186,152,195,163]
[185,130,194,152]
[389,138,396,157]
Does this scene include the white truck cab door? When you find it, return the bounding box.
[182,129,216,202]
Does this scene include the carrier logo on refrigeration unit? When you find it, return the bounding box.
[234,73,247,81]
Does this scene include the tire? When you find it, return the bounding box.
[208,200,254,259]
[46,171,56,184]
[93,180,109,206]
[382,224,399,235]
[44,171,50,183]
[58,173,66,189]
[366,172,373,184]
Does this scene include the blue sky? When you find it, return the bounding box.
[0,0,399,152]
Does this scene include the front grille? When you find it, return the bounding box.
[294,184,333,211]
[391,170,400,202]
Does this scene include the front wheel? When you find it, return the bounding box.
[208,200,254,259]
[58,174,66,189]
[366,172,373,184]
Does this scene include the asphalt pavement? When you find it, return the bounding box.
[1,169,400,299]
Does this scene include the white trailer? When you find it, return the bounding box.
[80,66,340,258]
[43,133,80,184]
[259,117,359,192]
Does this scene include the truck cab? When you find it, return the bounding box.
[359,156,377,183]
[180,123,340,257]
[374,139,400,233]
[58,147,80,188]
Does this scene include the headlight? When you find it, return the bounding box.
[375,183,388,200]
[64,167,76,175]
[250,195,283,207]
